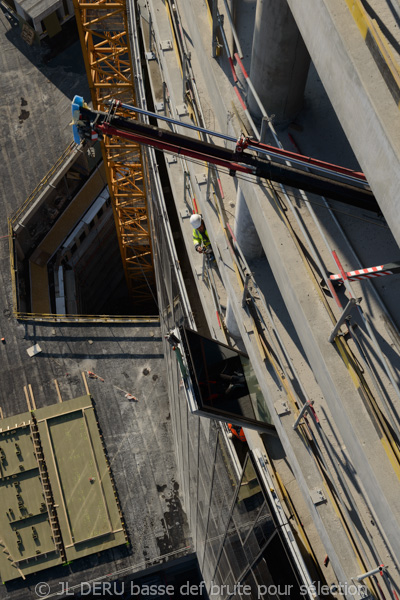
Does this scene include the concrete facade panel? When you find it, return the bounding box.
[248,0,310,123]
[287,0,400,249]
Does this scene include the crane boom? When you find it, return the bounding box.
[72,97,377,212]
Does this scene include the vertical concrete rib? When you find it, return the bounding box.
[225,300,241,337]
[248,0,311,124]
[234,185,264,259]
[286,0,400,248]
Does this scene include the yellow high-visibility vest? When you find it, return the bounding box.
[193,227,210,248]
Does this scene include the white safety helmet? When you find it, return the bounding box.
[190,214,202,229]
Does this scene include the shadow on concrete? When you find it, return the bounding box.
[248,256,312,370]
[37,352,164,359]
[360,0,400,53]
[23,334,163,342]
[2,5,88,99]
[317,405,387,564]
[4,542,131,598]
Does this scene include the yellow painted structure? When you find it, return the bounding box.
[73,0,155,303]
[345,0,400,107]
[0,396,126,582]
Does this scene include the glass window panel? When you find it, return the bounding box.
[215,564,225,588]
[251,534,308,600]
[210,439,235,529]
[202,552,214,589]
[180,398,189,499]
[215,437,239,487]
[240,570,259,600]
[208,419,219,455]
[188,418,199,540]
[208,577,225,600]
[223,518,249,582]
[197,506,207,570]
[205,518,216,558]
[233,460,264,543]
[215,455,282,587]
[217,549,236,589]
[179,326,274,428]
[217,549,230,584]
[244,501,276,563]
[197,471,209,522]
[205,512,221,562]
[188,412,200,460]
[187,435,197,526]
[199,418,214,480]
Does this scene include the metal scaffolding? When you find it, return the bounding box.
[73,0,154,303]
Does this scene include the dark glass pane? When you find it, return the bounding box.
[224,518,249,581]
[215,455,285,588]
[205,513,219,557]
[179,327,273,427]
[199,418,214,480]
[215,435,239,492]
[250,535,309,600]
[232,460,264,543]
[217,549,231,584]
[240,570,260,600]
[202,552,214,590]
[245,501,276,563]
[197,471,209,523]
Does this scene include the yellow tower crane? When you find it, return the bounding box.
[73,0,154,305]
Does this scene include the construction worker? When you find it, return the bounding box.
[228,424,246,442]
[190,214,212,254]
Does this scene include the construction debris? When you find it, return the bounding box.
[26,344,42,357]
[87,371,104,382]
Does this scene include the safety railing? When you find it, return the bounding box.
[12,312,159,323]
[9,142,79,228]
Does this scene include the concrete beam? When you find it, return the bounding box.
[248,0,310,124]
[287,0,400,249]
[234,184,264,259]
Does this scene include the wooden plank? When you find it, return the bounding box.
[24,386,32,412]
[54,380,63,403]
[0,407,3,419]
[81,372,90,395]
[28,384,36,410]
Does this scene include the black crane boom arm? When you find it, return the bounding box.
[75,104,377,212]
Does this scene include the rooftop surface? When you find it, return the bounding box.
[0,10,191,598]
[0,395,126,582]
[0,318,191,599]
[16,0,59,20]
[2,0,400,596]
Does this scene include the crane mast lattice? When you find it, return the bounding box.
[72,0,154,303]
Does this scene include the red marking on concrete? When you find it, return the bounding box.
[234,86,247,111]
[234,53,249,79]
[228,57,238,83]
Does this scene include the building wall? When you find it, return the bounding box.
[147,152,310,600]
[13,0,73,35]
